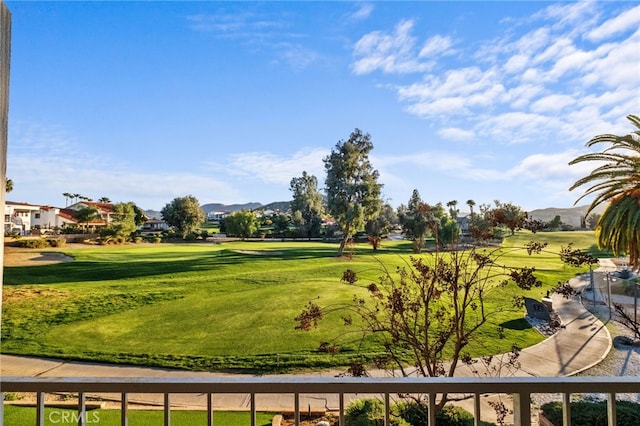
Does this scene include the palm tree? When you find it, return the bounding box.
[5,178,13,193]
[466,199,476,217]
[63,192,73,206]
[569,114,640,270]
[446,200,458,220]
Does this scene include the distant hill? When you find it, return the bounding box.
[145,210,162,220]
[200,202,263,214]
[145,202,291,220]
[528,204,605,228]
[262,201,291,212]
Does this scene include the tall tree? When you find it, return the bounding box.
[489,200,528,235]
[272,213,290,239]
[446,200,459,221]
[62,192,73,206]
[290,171,324,239]
[73,206,99,230]
[100,202,138,242]
[161,195,205,238]
[324,129,382,256]
[398,189,431,253]
[224,210,258,240]
[5,177,13,193]
[98,197,111,203]
[569,114,640,270]
[466,199,476,217]
[365,202,396,251]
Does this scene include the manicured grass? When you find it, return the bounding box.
[1,232,601,372]
[2,405,274,426]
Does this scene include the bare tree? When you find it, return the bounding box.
[296,241,560,414]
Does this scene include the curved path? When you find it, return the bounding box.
[1,262,614,413]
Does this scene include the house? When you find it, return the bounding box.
[4,201,118,235]
[207,211,231,221]
[139,218,169,233]
[61,201,115,231]
[4,201,41,235]
[31,205,78,231]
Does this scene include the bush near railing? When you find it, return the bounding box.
[345,398,496,426]
[541,400,640,426]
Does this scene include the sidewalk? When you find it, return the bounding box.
[1,264,614,413]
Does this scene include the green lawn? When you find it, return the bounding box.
[2,405,274,426]
[1,232,602,372]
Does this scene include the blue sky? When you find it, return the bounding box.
[5,1,639,212]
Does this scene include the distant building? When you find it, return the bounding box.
[4,201,41,235]
[207,211,231,221]
[139,218,169,233]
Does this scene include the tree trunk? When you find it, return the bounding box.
[337,224,350,257]
[337,236,347,257]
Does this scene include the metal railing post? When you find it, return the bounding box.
[77,392,86,426]
[339,393,344,426]
[121,392,128,426]
[428,393,436,426]
[36,392,45,426]
[164,393,170,426]
[512,391,531,426]
[474,393,481,426]
[607,393,616,426]
[562,393,571,426]
[207,393,213,426]
[384,393,390,426]
[295,392,300,426]
[250,393,256,426]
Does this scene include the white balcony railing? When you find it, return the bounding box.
[2,376,639,426]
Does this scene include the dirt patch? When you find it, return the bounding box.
[3,248,74,267]
[2,287,68,303]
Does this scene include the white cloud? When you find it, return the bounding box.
[7,122,240,209]
[351,19,434,74]
[359,3,639,149]
[438,127,475,142]
[226,148,328,185]
[351,3,374,21]
[276,44,319,70]
[531,94,575,113]
[503,54,529,74]
[507,150,588,179]
[586,4,640,41]
[419,35,454,58]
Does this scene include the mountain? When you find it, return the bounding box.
[527,204,606,228]
[200,202,263,214]
[262,201,291,212]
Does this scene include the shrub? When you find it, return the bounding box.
[47,238,66,248]
[185,232,199,241]
[60,226,85,234]
[345,399,409,426]
[395,401,491,426]
[15,238,49,249]
[541,400,640,426]
[133,236,143,244]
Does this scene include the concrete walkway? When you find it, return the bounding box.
[1,262,614,413]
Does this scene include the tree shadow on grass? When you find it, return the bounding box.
[500,318,533,331]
